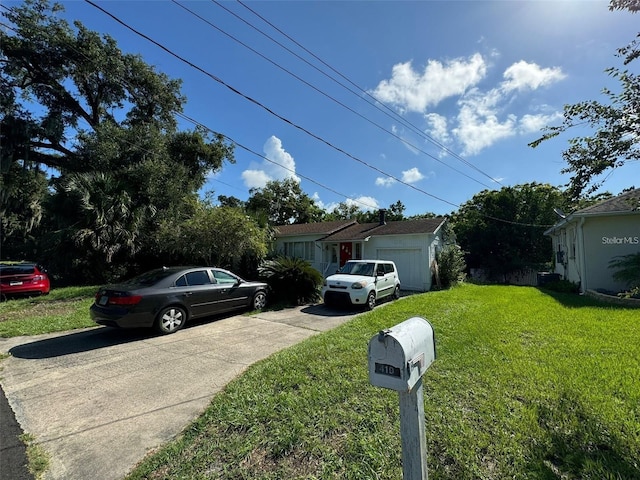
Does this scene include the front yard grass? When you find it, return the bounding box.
[124,284,640,479]
[0,286,97,337]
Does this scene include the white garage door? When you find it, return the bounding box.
[376,249,424,291]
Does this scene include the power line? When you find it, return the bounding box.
[84,0,461,210]
[1,10,381,212]
[231,0,504,187]
[175,112,381,211]
[3,1,554,227]
[171,0,495,190]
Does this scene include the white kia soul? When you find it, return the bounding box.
[322,260,401,310]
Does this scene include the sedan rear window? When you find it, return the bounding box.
[175,271,213,286]
[122,269,177,287]
[185,271,212,286]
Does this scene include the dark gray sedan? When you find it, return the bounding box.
[90,267,268,334]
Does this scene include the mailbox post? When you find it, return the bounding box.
[368,317,436,480]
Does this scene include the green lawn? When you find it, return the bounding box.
[0,286,97,337]
[118,284,639,480]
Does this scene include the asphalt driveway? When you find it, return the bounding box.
[0,304,360,480]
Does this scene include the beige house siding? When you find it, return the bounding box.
[546,189,640,294]
[582,215,639,292]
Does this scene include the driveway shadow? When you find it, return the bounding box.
[8,327,156,359]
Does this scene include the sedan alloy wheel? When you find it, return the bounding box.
[252,291,267,310]
[156,306,186,334]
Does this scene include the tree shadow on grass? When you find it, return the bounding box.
[528,391,639,479]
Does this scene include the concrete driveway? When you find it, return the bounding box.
[0,304,360,480]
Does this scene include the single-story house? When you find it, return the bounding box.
[273,211,448,292]
[544,188,640,294]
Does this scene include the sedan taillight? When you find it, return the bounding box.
[108,295,143,306]
[95,292,143,306]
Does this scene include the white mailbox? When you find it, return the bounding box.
[368,316,436,392]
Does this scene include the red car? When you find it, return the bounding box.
[0,263,51,300]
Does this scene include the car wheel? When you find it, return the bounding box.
[365,291,376,311]
[393,285,400,300]
[252,291,267,310]
[155,306,186,334]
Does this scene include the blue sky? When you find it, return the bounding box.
[18,1,640,216]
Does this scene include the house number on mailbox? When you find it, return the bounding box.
[375,362,401,378]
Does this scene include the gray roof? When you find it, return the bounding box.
[545,188,640,236]
[275,217,447,241]
[274,220,356,237]
[576,188,640,215]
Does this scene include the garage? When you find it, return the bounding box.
[377,248,425,291]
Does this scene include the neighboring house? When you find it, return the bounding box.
[544,188,640,294]
[273,211,448,292]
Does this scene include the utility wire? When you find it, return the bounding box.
[231,0,503,187]
[84,0,461,210]
[171,0,494,190]
[175,112,382,210]
[1,12,384,212]
[3,1,554,226]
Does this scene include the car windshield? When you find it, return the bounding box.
[0,265,36,275]
[121,268,179,287]
[339,262,375,276]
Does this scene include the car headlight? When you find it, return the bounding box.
[351,280,367,289]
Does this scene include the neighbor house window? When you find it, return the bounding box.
[355,243,362,260]
[283,241,315,261]
[568,230,576,259]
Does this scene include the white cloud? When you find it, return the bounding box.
[453,90,517,156]
[241,136,300,189]
[371,53,566,156]
[370,53,487,113]
[376,176,397,187]
[501,61,566,92]
[241,169,272,189]
[401,167,425,184]
[449,62,564,155]
[424,113,451,144]
[518,112,563,134]
[346,196,380,211]
[313,193,379,213]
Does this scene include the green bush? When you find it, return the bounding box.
[610,252,640,298]
[435,244,466,289]
[258,256,323,305]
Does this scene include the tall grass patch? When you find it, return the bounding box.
[0,286,97,337]
[122,284,638,479]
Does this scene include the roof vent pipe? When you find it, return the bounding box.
[379,209,387,225]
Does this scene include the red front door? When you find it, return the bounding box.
[340,243,352,266]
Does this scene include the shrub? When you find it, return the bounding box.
[609,252,640,298]
[435,245,466,289]
[258,256,323,305]
[541,279,580,294]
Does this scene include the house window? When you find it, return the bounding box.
[355,242,362,260]
[568,230,576,259]
[283,241,315,262]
